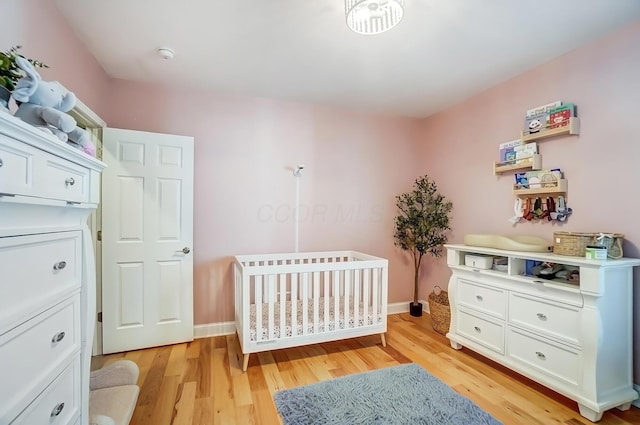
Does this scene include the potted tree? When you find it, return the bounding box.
[394,175,453,317]
[0,46,48,109]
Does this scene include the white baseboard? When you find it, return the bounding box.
[194,301,427,339]
[633,384,640,408]
[194,321,236,338]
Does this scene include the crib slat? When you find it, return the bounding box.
[363,268,370,326]
[255,275,263,342]
[291,273,298,337]
[323,271,330,332]
[302,272,309,335]
[333,270,339,330]
[344,269,350,329]
[268,275,276,340]
[279,273,286,339]
[354,269,360,328]
[313,272,320,334]
[372,268,379,323]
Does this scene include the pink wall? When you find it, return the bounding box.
[418,21,640,382]
[0,0,111,117]
[104,81,422,324]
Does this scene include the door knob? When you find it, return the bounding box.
[176,247,191,254]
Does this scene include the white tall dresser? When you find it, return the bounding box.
[0,112,105,425]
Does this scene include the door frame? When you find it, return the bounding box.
[69,99,107,356]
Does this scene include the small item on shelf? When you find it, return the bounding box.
[585,245,607,260]
[492,257,508,272]
[464,254,493,269]
[532,262,564,280]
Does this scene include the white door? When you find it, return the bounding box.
[101,128,194,354]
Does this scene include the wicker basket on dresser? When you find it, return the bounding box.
[0,112,105,425]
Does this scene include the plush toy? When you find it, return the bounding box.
[11,56,96,156]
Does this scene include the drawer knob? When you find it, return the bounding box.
[476,295,483,301]
[535,351,546,360]
[0,158,3,167]
[65,177,75,186]
[51,331,66,343]
[536,313,547,321]
[53,261,67,271]
[50,402,64,417]
[473,326,481,333]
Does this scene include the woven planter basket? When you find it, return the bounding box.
[553,231,624,259]
[428,286,450,336]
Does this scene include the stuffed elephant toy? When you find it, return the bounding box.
[12,56,96,156]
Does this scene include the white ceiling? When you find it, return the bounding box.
[52,0,640,118]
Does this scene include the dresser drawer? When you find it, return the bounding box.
[11,357,81,425]
[457,308,505,354]
[0,133,36,197]
[507,327,581,387]
[457,279,506,319]
[0,296,80,423]
[509,292,580,346]
[0,231,81,332]
[41,155,91,203]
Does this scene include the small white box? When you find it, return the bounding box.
[465,254,494,269]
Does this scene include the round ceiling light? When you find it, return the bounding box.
[345,0,405,35]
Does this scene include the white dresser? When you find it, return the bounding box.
[445,243,640,422]
[0,112,105,425]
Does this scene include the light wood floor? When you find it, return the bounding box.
[92,313,640,425]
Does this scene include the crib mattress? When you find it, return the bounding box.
[248,297,382,341]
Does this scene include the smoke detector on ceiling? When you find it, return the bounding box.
[157,47,175,60]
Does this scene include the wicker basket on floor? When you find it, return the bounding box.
[553,231,624,259]
[428,286,450,336]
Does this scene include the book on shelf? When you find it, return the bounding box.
[549,103,576,129]
[498,139,522,163]
[525,100,562,118]
[524,100,563,134]
[514,143,538,164]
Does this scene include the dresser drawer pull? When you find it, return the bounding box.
[53,261,67,271]
[50,402,65,417]
[65,177,75,186]
[476,295,483,301]
[536,313,547,321]
[0,157,3,167]
[51,331,66,343]
[473,326,481,333]
[0,192,15,197]
[535,351,546,360]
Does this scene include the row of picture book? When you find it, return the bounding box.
[524,100,577,134]
[498,100,577,164]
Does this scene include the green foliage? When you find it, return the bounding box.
[0,46,48,91]
[394,175,453,303]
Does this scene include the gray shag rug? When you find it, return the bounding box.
[274,363,502,425]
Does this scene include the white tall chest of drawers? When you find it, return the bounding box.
[445,243,640,422]
[0,112,105,425]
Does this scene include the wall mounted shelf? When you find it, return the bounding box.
[513,178,567,196]
[494,154,542,175]
[521,117,580,142]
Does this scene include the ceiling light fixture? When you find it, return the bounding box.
[157,47,175,60]
[345,0,405,35]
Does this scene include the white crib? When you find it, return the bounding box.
[234,250,388,371]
